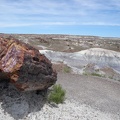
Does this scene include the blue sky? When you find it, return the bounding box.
[0,0,120,37]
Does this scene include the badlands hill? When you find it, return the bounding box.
[1,33,120,52]
[40,48,120,70]
[40,48,120,80]
[1,33,120,81]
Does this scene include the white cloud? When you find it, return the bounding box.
[1,21,120,28]
[0,0,120,27]
[0,22,76,27]
[0,23,37,27]
[81,22,120,26]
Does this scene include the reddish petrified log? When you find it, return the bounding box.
[0,36,57,91]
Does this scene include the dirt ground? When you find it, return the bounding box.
[0,73,120,120]
[57,73,120,115]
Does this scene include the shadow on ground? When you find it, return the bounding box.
[0,80,47,120]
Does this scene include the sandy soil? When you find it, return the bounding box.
[0,73,120,120]
[57,73,120,113]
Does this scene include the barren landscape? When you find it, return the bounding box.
[6,33,120,81]
[0,33,120,120]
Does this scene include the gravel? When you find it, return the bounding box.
[0,73,120,120]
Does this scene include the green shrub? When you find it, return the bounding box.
[91,73,102,77]
[83,72,88,76]
[48,84,66,104]
[63,66,71,73]
[108,76,113,79]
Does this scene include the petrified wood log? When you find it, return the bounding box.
[0,36,57,91]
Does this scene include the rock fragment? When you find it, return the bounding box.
[0,36,57,91]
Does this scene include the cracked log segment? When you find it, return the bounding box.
[0,36,57,91]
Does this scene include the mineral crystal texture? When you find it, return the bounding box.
[0,36,57,91]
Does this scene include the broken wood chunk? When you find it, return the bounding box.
[0,36,57,91]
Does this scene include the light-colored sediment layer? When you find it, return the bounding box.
[40,48,120,78]
[0,99,119,120]
[26,99,119,120]
[39,48,120,70]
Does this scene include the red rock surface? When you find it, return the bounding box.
[0,36,57,91]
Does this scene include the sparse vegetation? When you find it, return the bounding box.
[91,73,102,77]
[63,66,71,73]
[83,72,88,76]
[83,72,103,77]
[108,76,113,79]
[47,84,66,104]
